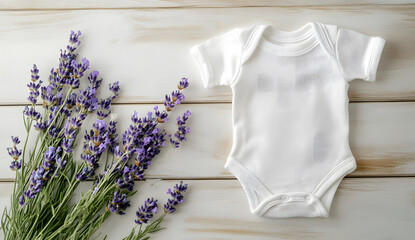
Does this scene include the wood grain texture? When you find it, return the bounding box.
[0,178,414,239]
[0,0,414,10]
[0,102,414,180]
[0,6,414,104]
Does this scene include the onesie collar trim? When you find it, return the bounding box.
[241,22,328,63]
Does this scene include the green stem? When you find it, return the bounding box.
[34,163,80,239]
[21,117,33,185]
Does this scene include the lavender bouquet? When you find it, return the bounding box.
[1,31,191,240]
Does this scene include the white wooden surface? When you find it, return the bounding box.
[1,1,414,239]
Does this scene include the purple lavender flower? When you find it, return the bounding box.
[47,106,59,125]
[133,127,166,173]
[129,164,144,180]
[59,108,71,117]
[163,92,183,112]
[10,160,22,171]
[163,78,189,111]
[11,136,20,146]
[122,110,166,156]
[23,146,62,200]
[154,106,168,123]
[97,98,111,120]
[55,154,67,176]
[71,58,89,81]
[164,181,188,214]
[130,111,141,125]
[23,106,41,121]
[109,81,120,100]
[178,77,189,90]
[63,114,85,140]
[66,93,77,109]
[169,110,191,148]
[171,90,185,103]
[76,87,98,113]
[31,64,40,82]
[41,85,63,107]
[168,136,180,149]
[48,125,61,138]
[23,169,43,199]
[67,30,81,52]
[18,195,25,206]
[28,80,41,92]
[108,121,118,154]
[163,95,174,111]
[34,106,67,132]
[66,78,79,90]
[115,166,135,192]
[42,146,61,172]
[135,198,158,225]
[76,167,94,181]
[63,121,77,139]
[27,65,42,104]
[56,61,71,86]
[7,137,22,161]
[113,145,128,163]
[77,119,110,179]
[88,71,102,90]
[34,121,48,131]
[8,151,20,179]
[62,138,74,153]
[100,98,111,110]
[106,191,131,215]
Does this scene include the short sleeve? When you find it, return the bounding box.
[336,28,386,82]
[191,29,243,88]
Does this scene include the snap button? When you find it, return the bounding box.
[280,195,289,201]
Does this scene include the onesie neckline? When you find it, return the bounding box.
[257,22,319,56]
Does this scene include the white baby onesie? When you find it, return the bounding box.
[191,22,385,218]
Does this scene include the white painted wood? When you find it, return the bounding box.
[0,102,414,180]
[0,1,414,239]
[0,7,414,104]
[0,0,414,9]
[0,178,414,239]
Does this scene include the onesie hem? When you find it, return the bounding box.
[225,156,356,218]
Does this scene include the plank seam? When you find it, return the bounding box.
[0,4,415,11]
[1,99,415,107]
[0,175,414,182]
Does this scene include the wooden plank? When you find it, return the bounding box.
[0,102,414,180]
[0,0,414,10]
[0,7,414,104]
[0,178,415,239]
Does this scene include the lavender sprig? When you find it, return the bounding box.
[163,78,188,112]
[21,146,62,205]
[135,198,158,225]
[106,191,131,215]
[124,182,189,240]
[164,181,188,214]
[107,80,191,217]
[76,119,110,180]
[8,136,22,171]
[28,65,42,104]
[169,110,191,148]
